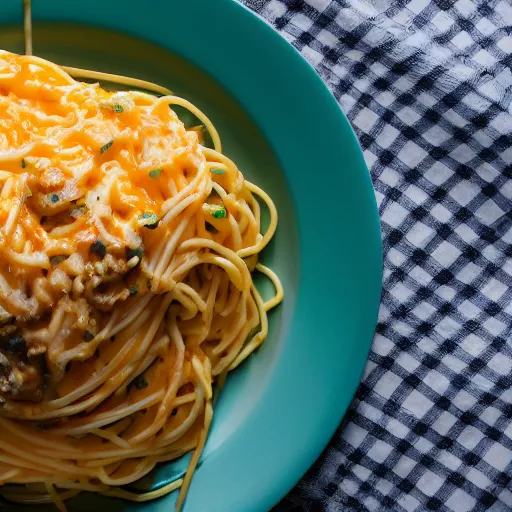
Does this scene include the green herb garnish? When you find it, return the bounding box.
[129,285,138,296]
[140,212,159,230]
[90,239,107,258]
[210,168,225,175]
[149,169,162,178]
[134,374,148,390]
[50,255,68,266]
[21,158,26,169]
[126,246,144,261]
[49,193,59,204]
[83,330,95,342]
[100,140,113,154]
[113,104,124,113]
[212,206,227,218]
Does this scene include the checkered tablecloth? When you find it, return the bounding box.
[240,1,512,510]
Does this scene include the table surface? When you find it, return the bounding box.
[240,1,512,511]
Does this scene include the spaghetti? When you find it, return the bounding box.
[0,5,283,511]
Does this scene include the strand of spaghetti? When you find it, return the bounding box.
[101,478,183,502]
[238,181,279,258]
[44,483,66,512]
[60,66,174,96]
[229,284,269,370]
[176,400,213,512]
[23,0,32,55]
[256,263,285,312]
[156,96,222,153]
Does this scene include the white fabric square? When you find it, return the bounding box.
[404,184,429,204]
[393,455,416,478]
[367,440,394,463]
[483,317,506,336]
[481,278,507,301]
[431,204,452,222]
[397,106,421,125]
[449,180,480,206]
[435,317,461,339]
[475,17,496,36]
[424,370,450,394]
[488,353,512,376]
[483,443,512,471]
[497,35,512,53]
[452,389,478,411]
[352,107,379,132]
[452,31,474,50]
[423,125,451,146]
[431,11,454,32]
[457,425,485,450]
[407,0,431,14]
[475,196,504,224]
[460,333,487,357]
[433,412,459,436]
[402,389,434,418]
[424,161,453,185]
[377,371,403,400]
[466,468,491,489]
[398,141,428,167]
[376,124,401,149]
[431,241,462,267]
[446,489,476,512]
[417,470,444,496]
[455,0,476,16]
[457,300,481,319]
[406,221,435,247]
[409,265,433,285]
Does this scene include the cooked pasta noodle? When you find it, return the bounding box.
[0,4,282,510]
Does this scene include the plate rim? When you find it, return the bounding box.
[1,1,383,510]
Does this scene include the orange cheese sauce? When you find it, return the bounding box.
[0,51,206,315]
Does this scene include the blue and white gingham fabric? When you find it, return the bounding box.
[241,1,512,510]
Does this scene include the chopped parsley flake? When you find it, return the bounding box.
[90,239,107,258]
[210,168,225,175]
[83,330,95,342]
[149,169,162,178]
[134,374,148,390]
[50,255,68,266]
[140,212,159,229]
[100,140,113,154]
[129,285,138,296]
[126,246,144,261]
[21,158,26,169]
[49,193,59,204]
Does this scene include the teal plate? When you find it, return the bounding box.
[0,1,382,511]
